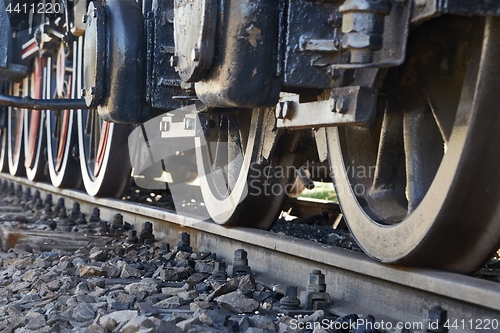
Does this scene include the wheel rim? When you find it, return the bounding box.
[8,81,25,176]
[74,33,130,197]
[196,108,297,228]
[196,110,253,223]
[327,16,500,272]
[46,42,82,188]
[24,56,46,181]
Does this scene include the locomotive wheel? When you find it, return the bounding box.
[71,36,131,197]
[0,86,8,172]
[0,128,7,172]
[46,43,82,188]
[326,16,500,273]
[24,57,47,181]
[8,81,26,176]
[71,24,132,197]
[77,110,131,197]
[196,108,296,229]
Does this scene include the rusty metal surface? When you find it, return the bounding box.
[1,173,499,332]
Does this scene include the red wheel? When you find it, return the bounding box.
[74,37,131,197]
[8,81,25,176]
[46,43,82,188]
[24,56,47,181]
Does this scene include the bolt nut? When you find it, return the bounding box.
[89,87,97,95]
[80,89,86,97]
[92,8,98,18]
[82,14,89,24]
[307,270,327,292]
[234,249,247,260]
[342,12,384,34]
[427,304,447,332]
[342,32,382,50]
[112,213,123,225]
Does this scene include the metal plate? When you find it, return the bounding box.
[173,0,216,83]
[83,1,105,107]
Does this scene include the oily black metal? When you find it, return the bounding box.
[283,0,343,89]
[0,0,8,69]
[145,0,183,111]
[0,0,27,82]
[173,0,217,83]
[83,0,145,123]
[191,0,281,108]
[0,93,87,110]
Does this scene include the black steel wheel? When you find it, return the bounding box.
[46,43,82,188]
[327,16,500,273]
[0,129,6,173]
[196,108,297,229]
[0,85,8,172]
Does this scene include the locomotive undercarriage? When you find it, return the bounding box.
[1,0,500,273]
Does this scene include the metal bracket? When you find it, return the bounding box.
[334,0,411,69]
[276,86,376,130]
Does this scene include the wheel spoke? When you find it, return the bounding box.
[403,95,444,212]
[227,113,243,192]
[372,95,405,192]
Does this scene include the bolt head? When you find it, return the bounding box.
[92,8,98,18]
[309,270,325,285]
[234,249,247,260]
[335,97,349,114]
[89,87,97,95]
[80,89,86,97]
[276,102,284,119]
[82,14,89,24]
[282,101,291,119]
[342,32,382,50]
[180,232,190,242]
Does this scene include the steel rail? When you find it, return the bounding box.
[0,173,499,332]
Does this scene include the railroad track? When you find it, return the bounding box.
[0,172,499,333]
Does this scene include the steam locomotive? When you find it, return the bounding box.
[1,0,500,273]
